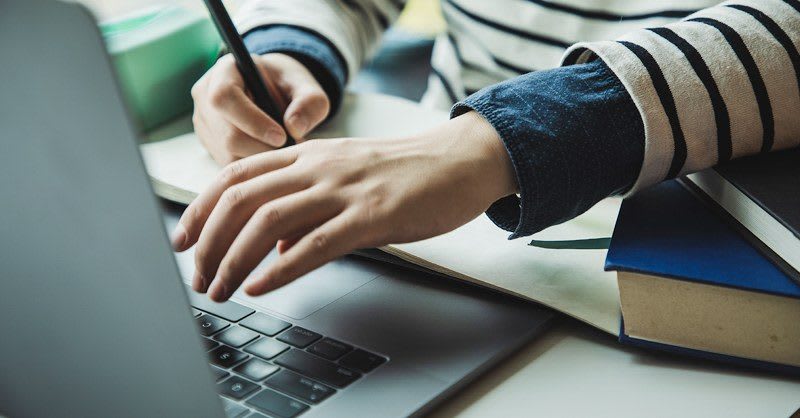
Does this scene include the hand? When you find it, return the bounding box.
[171,111,518,302]
[191,53,331,165]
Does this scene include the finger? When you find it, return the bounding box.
[283,85,330,140]
[277,234,304,254]
[197,108,273,163]
[174,148,298,252]
[229,134,274,159]
[211,85,287,148]
[193,169,309,292]
[208,189,343,301]
[191,109,212,154]
[190,67,211,103]
[212,120,275,159]
[244,211,362,295]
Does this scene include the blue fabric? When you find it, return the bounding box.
[243,25,348,117]
[452,60,644,238]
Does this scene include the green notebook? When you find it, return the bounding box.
[101,6,221,132]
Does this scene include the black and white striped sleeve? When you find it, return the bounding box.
[562,0,800,194]
[235,0,406,82]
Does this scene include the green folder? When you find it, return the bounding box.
[101,6,221,132]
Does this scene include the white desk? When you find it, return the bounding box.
[89,1,800,415]
[430,319,799,417]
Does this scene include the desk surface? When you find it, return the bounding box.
[429,319,800,417]
[159,199,799,418]
[92,1,800,415]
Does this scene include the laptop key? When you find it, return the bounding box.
[308,338,352,360]
[239,313,291,336]
[209,345,248,369]
[215,326,260,348]
[234,358,279,381]
[245,413,270,418]
[274,349,360,388]
[211,366,229,382]
[244,338,290,360]
[204,338,220,351]
[217,375,260,400]
[266,370,335,404]
[246,388,309,418]
[192,308,203,318]
[339,349,387,373]
[277,327,321,348]
[187,286,255,322]
[220,397,249,418]
[197,314,229,336]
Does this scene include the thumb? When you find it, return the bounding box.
[283,85,331,140]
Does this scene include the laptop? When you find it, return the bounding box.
[0,1,554,417]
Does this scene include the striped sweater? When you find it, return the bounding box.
[235,0,800,236]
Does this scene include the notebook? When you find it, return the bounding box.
[140,92,624,334]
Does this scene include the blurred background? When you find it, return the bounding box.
[79,0,445,35]
[77,0,445,133]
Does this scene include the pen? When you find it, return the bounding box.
[202,0,295,147]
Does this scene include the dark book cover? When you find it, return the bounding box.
[606,181,800,298]
[714,148,800,241]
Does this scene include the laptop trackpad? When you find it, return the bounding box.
[174,249,379,320]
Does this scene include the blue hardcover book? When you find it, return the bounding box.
[606,180,800,374]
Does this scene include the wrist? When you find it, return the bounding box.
[458,111,519,200]
[423,111,518,205]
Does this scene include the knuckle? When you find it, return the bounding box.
[190,81,203,100]
[183,204,203,227]
[208,85,231,108]
[220,161,248,185]
[255,205,282,229]
[311,232,329,251]
[220,185,247,209]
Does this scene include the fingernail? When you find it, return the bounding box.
[288,115,309,138]
[170,223,187,251]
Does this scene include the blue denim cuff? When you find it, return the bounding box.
[451,59,644,238]
[243,25,348,117]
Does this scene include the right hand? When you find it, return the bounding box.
[191,53,331,165]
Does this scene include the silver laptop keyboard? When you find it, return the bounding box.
[187,287,387,418]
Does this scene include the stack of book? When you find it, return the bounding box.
[605,149,800,373]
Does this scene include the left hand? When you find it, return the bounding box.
[171,111,517,302]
